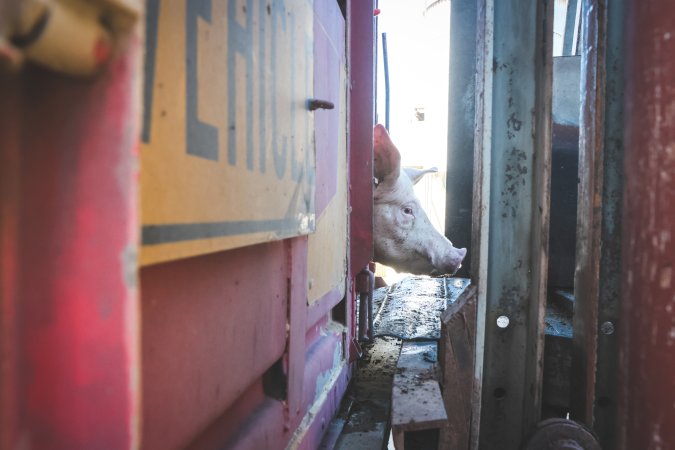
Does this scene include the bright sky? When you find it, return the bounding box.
[375,0,450,170]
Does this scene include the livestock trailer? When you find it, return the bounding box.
[1,0,675,449]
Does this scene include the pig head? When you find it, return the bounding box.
[373,124,466,276]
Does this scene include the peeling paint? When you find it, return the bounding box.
[120,244,138,290]
[314,343,342,403]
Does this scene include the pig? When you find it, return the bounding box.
[373,124,467,276]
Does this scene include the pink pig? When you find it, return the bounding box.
[373,124,467,276]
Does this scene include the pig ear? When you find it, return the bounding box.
[403,167,438,185]
[373,124,401,183]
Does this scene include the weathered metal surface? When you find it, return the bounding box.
[571,0,604,425]
[308,0,347,307]
[592,0,624,446]
[140,242,290,449]
[140,0,315,265]
[0,42,141,448]
[470,0,494,443]
[140,1,356,447]
[356,269,374,341]
[474,0,553,448]
[445,0,477,278]
[439,285,477,450]
[347,0,375,275]
[288,322,349,450]
[619,0,675,448]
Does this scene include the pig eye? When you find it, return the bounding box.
[402,206,414,216]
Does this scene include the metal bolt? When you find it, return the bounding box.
[600,321,615,335]
[497,315,510,328]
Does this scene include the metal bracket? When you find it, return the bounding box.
[355,267,375,342]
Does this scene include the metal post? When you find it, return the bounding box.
[618,0,675,448]
[595,0,624,448]
[474,0,553,448]
[571,0,607,426]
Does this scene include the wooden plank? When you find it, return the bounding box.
[439,285,477,450]
[391,342,448,449]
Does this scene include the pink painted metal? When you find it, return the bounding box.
[1,0,372,447]
[348,0,375,276]
[619,1,675,448]
[141,0,360,447]
[140,242,290,449]
[0,43,141,448]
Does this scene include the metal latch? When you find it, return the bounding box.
[0,0,139,76]
[356,267,375,342]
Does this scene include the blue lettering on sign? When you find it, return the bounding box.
[141,0,160,143]
[186,0,220,161]
[227,0,255,170]
[257,0,267,174]
[142,0,312,181]
[271,0,288,180]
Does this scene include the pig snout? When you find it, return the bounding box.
[431,245,467,276]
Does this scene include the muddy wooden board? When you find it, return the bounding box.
[391,341,448,449]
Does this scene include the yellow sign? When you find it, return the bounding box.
[140,0,315,265]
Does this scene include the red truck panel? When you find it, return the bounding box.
[0,43,141,449]
[619,1,675,448]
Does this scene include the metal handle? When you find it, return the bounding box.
[307,98,334,111]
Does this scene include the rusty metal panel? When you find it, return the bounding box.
[571,0,605,425]
[474,0,553,448]
[140,0,316,266]
[0,49,141,448]
[619,0,675,448]
[347,0,375,275]
[446,0,477,278]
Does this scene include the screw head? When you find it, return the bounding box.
[600,321,615,335]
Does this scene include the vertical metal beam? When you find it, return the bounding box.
[474,0,553,448]
[470,0,494,444]
[571,0,606,425]
[446,0,477,278]
[619,0,675,448]
[347,0,374,275]
[593,0,624,447]
[562,0,579,56]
